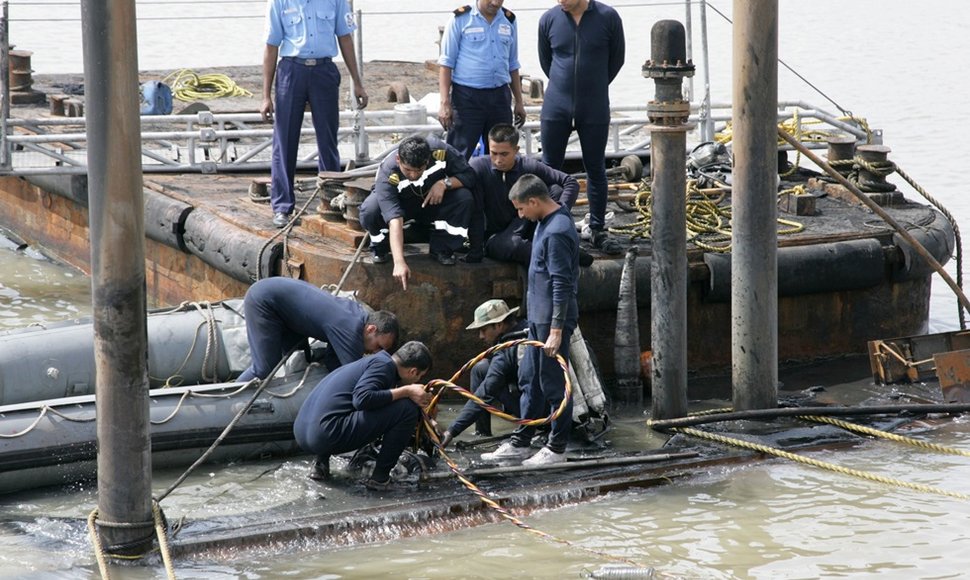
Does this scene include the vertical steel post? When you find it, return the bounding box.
[81,0,152,555]
[731,0,778,410]
[683,0,693,102]
[643,20,694,419]
[353,5,369,163]
[0,1,10,170]
[698,0,714,142]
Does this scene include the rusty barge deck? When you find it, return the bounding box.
[0,63,956,381]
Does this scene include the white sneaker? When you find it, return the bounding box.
[522,447,567,467]
[481,441,532,461]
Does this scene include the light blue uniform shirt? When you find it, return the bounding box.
[438,5,520,89]
[265,0,355,59]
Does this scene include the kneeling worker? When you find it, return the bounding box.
[359,134,476,290]
[293,341,433,489]
[441,299,526,447]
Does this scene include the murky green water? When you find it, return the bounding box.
[5,0,970,577]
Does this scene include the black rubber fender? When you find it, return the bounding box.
[704,238,887,303]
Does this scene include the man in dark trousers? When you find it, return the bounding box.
[360,134,476,290]
[437,0,526,159]
[440,299,527,447]
[236,277,398,381]
[293,341,433,489]
[261,0,368,228]
[538,0,625,255]
[482,175,579,466]
[467,123,580,265]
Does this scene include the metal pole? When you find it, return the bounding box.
[731,0,778,411]
[683,0,693,102]
[354,6,369,163]
[81,0,152,556]
[698,0,714,142]
[0,1,10,170]
[643,21,694,420]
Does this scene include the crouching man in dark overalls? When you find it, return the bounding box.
[440,299,526,447]
[359,134,476,291]
[293,341,433,490]
[236,277,398,381]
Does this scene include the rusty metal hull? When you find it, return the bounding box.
[0,172,951,383]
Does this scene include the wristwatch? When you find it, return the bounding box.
[443,176,453,190]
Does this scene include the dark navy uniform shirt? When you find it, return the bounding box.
[294,350,398,440]
[479,319,529,393]
[370,135,476,224]
[538,0,625,123]
[469,155,579,233]
[528,205,580,329]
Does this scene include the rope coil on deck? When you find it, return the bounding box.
[162,69,253,101]
[607,178,804,251]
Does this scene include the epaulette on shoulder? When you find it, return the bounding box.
[432,149,447,162]
[388,172,401,186]
[503,8,515,23]
[454,5,470,16]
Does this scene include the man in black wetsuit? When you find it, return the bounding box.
[440,299,527,447]
[538,0,625,255]
[293,341,433,489]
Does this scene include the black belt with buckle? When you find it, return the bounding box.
[284,56,332,66]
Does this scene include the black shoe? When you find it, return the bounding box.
[591,230,623,255]
[309,456,331,481]
[371,249,390,264]
[432,251,457,266]
[459,252,483,264]
[579,248,594,267]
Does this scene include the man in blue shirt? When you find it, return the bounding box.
[262,0,368,228]
[538,0,625,255]
[236,277,398,381]
[467,123,582,265]
[359,134,476,290]
[293,341,433,489]
[438,1,526,159]
[482,175,579,466]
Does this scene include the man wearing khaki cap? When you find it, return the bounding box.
[440,299,527,447]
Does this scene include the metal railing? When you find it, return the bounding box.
[0,0,877,177]
[0,101,875,176]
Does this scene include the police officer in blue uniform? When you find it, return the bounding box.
[467,123,581,266]
[293,341,433,488]
[262,0,368,228]
[438,0,526,159]
[359,134,476,290]
[538,0,625,254]
[482,175,579,466]
[236,277,398,381]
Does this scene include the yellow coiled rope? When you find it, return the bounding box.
[162,69,253,101]
[608,178,804,251]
